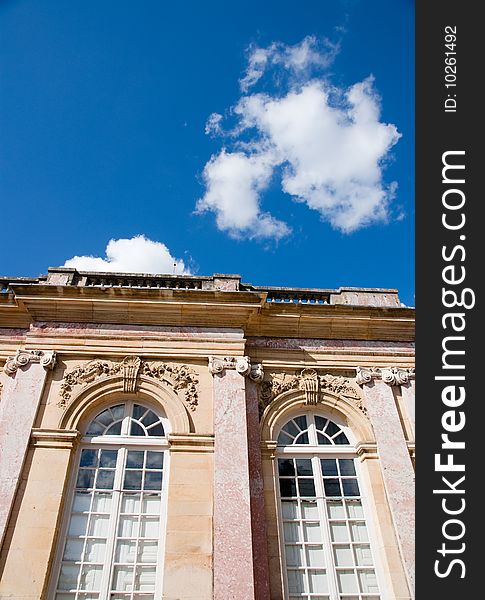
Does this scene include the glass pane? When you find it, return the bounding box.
[350,522,369,542]
[133,405,147,420]
[88,514,109,537]
[294,431,309,444]
[296,459,313,476]
[68,514,88,536]
[96,470,115,490]
[281,501,298,519]
[92,492,112,512]
[277,431,293,446]
[314,416,327,431]
[317,432,331,444]
[346,501,364,519]
[146,423,164,437]
[301,501,318,519]
[141,410,159,427]
[342,480,360,497]
[121,493,141,513]
[85,539,107,562]
[334,545,353,566]
[282,420,300,437]
[321,459,338,476]
[334,432,350,445]
[77,470,96,489]
[127,451,145,469]
[146,452,164,469]
[278,459,295,476]
[339,459,356,476]
[279,479,297,497]
[294,415,307,430]
[308,570,328,593]
[100,450,118,468]
[144,471,163,490]
[283,521,301,542]
[325,421,340,436]
[79,565,103,591]
[115,540,137,563]
[96,409,114,426]
[307,545,326,567]
[73,492,91,512]
[138,540,158,563]
[324,479,341,497]
[105,421,122,435]
[337,570,359,593]
[124,471,143,490]
[118,516,139,538]
[287,569,306,593]
[80,450,98,468]
[330,522,348,542]
[86,421,105,436]
[64,538,84,561]
[298,479,316,497]
[142,495,161,514]
[303,522,322,543]
[140,516,159,538]
[285,544,304,567]
[354,545,373,566]
[58,564,80,590]
[358,570,379,593]
[110,404,125,420]
[134,566,156,591]
[130,422,146,436]
[327,501,345,519]
[112,566,134,591]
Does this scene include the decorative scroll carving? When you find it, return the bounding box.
[4,350,57,376]
[59,356,199,411]
[260,369,364,417]
[208,356,263,382]
[356,366,415,387]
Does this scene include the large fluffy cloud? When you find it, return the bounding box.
[63,235,190,274]
[197,37,401,238]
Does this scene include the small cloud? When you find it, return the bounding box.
[63,235,190,275]
[205,112,224,136]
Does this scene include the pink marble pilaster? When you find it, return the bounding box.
[212,366,255,600]
[361,380,415,598]
[0,351,56,550]
[401,379,416,437]
[246,379,270,600]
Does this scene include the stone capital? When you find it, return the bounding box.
[356,366,415,387]
[208,356,264,382]
[4,349,57,376]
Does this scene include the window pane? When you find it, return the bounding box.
[324,479,341,497]
[358,570,379,593]
[112,566,134,591]
[337,570,359,593]
[146,423,164,437]
[342,480,360,497]
[146,452,163,469]
[294,415,308,430]
[283,522,301,543]
[100,450,118,468]
[301,501,318,520]
[303,522,322,543]
[58,564,80,590]
[334,432,350,445]
[80,450,98,468]
[325,421,340,436]
[287,569,306,593]
[282,501,298,519]
[68,514,88,536]
[64,538,84,561]
[140,410,159,427]
[96,470,115,490]
[133,405,146,420]
[88,515,109,537]
[278,459,295,476]
[92,492,112,512]
[77,470,96,489]
[142,495,161,514]
[121,493,141,513]
[118,516,139,538]
[140,516,159,538]
[282,420,300,437]
[79,565,103,591]
[105,421,122,435]
[294,431,309,444]
[346,501,364,519]
[314,416,327,431]
[73,492,91,512]
[138,540,158,563]
[354,545,373,566]
[279,479,297,497]
[285,544,304,567]
[115,540,137,563]
[334,545,353,566]
[330,522,348,542]
[317,432,331,444]
[350,522,369,542]
[86,421,105,436]
[327,501,345,519]
[124,471,143,490]
[321,459,338,476]
[308,570,328,593]
[144,472,163,491]
[339,459,356,476]
[307,545,326,567]
[296,459,313,476]
[110,404,125,420]
[134,566,156,591]
[298,479,316,497]
[130,422,145,437]
[127,451,145,469]
[96,409,114,426]
[85,539,107,562]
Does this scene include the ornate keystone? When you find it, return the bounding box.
[4,350,57,376]
[208,356,264,382]
[356,366,415,386]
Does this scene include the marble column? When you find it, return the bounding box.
[401,378,416,437]
[209,356,265,600]
[356,367,415,599]
[0,350,56,549]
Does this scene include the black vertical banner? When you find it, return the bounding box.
[416,2,481,598]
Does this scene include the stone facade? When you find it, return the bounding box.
[0,270,415,600]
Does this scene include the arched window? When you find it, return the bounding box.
[52,401,169,600]
[276,412,381,600]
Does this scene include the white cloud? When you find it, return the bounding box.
[63,235,190,274]
[239,35,339,92]
[195,150,290,240]
[199,37,401,239]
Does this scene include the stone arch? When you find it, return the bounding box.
[261,388,374,445]
[58,374,191,435]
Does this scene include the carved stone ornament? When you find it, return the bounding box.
[260,369,365,417]
[208,356,264,382]
[4,350,57,376]
[59,356,199,411]
[356,366,415,387]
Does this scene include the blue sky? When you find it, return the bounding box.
[1,0,414,305]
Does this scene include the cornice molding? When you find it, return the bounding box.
[30,428,80,449]
[4,349,57,376]
[356,366,415,386]
[208,356,264,382]
[59,356,199,411]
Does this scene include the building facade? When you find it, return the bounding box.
[0,269,415,600]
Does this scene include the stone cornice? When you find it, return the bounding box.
[30,428,80,449]
[356,366,415,386]
[168,434,215,453]
[3,349,57,376]
[208,356,264,382]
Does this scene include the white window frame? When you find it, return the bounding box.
[274,411,386,600]
[48,400,170,600]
